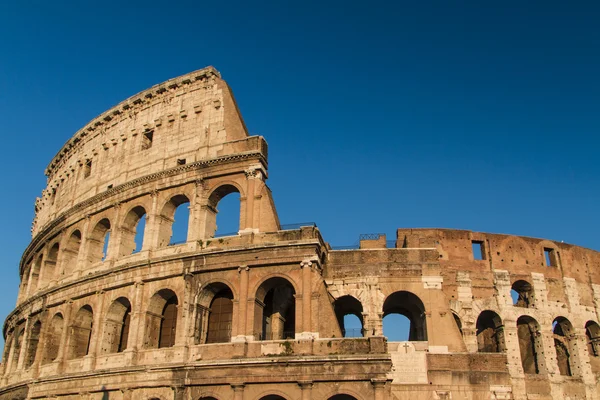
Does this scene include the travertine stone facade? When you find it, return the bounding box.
[2,67,600,400]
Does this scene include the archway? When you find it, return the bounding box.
[88,219,111,263]
[23,320,41,368]
[517,315,542,374]
[42,313,64,364]
[144,289,178,348]
[62,230,81,276]
[68,305,93,359]
[158,195,190,247]
[511,280,534,308]
[476,310,505,352]
[553,317,575,376]
[382,291,427,341]
[255,277,296,340]
[334,295,364,337]
[119,206,147,255]
[208,185,241,237]
[101,297,132,354]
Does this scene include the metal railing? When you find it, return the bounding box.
[342,328,364,338]
[359,233,385,240]
[280,222,317,230]
[253,331,296,341]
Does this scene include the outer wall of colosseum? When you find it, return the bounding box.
[2,66,600,400]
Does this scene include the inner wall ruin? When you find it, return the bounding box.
[2,66,600,400]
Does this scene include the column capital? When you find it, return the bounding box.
[238,265,250,273]
[298,380,313,389]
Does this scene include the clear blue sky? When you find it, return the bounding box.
[0,1,599,345]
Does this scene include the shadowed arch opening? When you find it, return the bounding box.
[10,325,25,372]
[586,320,600,372]
[383,291,427,341]
[517,315,542,374]
[207,184,241,237]
[553,317,575,376]
[145,289,179,348]
[62,230,81,276]
[119,206,147,255]
[511,280,534,308]
[42,313,64,364]
[42,243,59,287]
[68,305,93,359]
[28,254,43,294]
[334,295,364,337]
[453,312,463,336]
[205,286,234,344]
[198,397,218,400]
[88,219,111,263]
[23,320,41,368]
[255,277,296,340]
[329,395,358,400]
[158,195,190,247]
[20,259,32,300]
[101,297,132,354]
[476,310,505,352]
[259,396,287,400]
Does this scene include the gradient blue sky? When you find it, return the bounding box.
[0,1,599,345]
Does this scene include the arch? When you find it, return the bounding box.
[20,260,32,299]
[517,315,542,374]
[498,236,535,264]
[144,289,179,348]
[255,277,296,340]
[258,396,288,400]
[452,312,463,336]
[195,282,234,344]
[198,397,218,400]
[119,206,147,256]
[585,320,600,357]
[10,325,25,372]
[23,320,41,368]
[68,305,93,359]
[511,280,534,308]
[553,316,575,376]
[100,297,132,354]
[382,291,427,341]
[334,295,364,338]
[476,310,505,352]
[206,184,242,238]
[88,218,111,263]
[29,254,43,294]
[62,229,81,276]
[158,195,190,247]
[42,313,64,364]
[329,395,359,400]
[41,243,60,287]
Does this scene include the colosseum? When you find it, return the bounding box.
[1,66,600,400]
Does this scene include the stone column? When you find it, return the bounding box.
[298,381,313,400]
[240,168,259,234]
[232,265,250,342]
[75,216,91,276]
[187,179,205,242]
[297,260,318,339]
[15,317,31,371]
[372,378,387,400]
[129,281,146,353]
[145,190,161,249]
[231,383,245,400]
[107,203,122,262]
[57,300,74,373]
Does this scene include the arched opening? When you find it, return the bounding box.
[42,243,59,287]
[329,395,358,400]
[68,305,93,359]
[62,230,81,276]
[144,289,178,348]
[517,315,542,374]
[255,278,296,340]
[476,310,505,352]
[259,396,287,400]
[199,397,218,400]
[511,280,534,308]
[119,206,147,256]
[42,313,64,364]
[158,195,190,247]
[20,260,32,299]
[208,185,241,237]
[586,320,600,372]
[334,295,364,338]
[553,317,575,376]
[205,287,234,344]
[10,325,25,372]
[23,320,41,368]
[382,291,427,341]
[453,312,463,336]
[100,297,132,354]
[88,219,111,264]
[28,254,43,294]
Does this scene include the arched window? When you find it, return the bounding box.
[23,320,41,368]
[329,395,358,400]
[207,184,241,237]
[553,317,575,376]
[205,287,234,344]
[255,278,296,340]
[382,291,427,341]
[586,321,600,357]
[42,313,64,364]
[20,260,32,299]
[119,206,147,256]
[199,397,218,400]
[334,295,364,338]
[517,315,542,374]
[101,297,132,354]
[452,312,463,336]
[144,289,178,348]
[259,396,287,400]
[68,305,93,359]
[158,195,190,247]
[41,243,59,287]
[28,254,43,294]
[88,219,111,264]
[476,310,505,352]
[511,280,534,308]
[10,325,25,372]
[62,230,81,276]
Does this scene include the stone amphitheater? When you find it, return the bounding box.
[2,66,600,400]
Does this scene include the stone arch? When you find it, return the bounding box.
[553,316,576,376]
[100,297,132,354]
[329,395,359,400]
[585,320,600,356]
[452,312,463,337]
[28,253,43,294]
[23,319,42,368]
[535,240,560,267]
[61,229,82,276]
[322,388,363,400]
[20,259,32,300]
[67,305,94,359]
[497,236,535,265]
[87,218,111,263]
[382,291,427,341]
[41,242,60,287]
[204,183,243,238]
[10,324,25,372]
[119,205,147,256]
[158,194,190,247]
[195,282,235,344]
[144,289,179,348]
[42,312,64,364]
[517,315,543,374]
[2,332,14,370]
[476,310,505,352]
[511,279,535,308]
[254,277,296,340]
[256,394,290,400]
[199,398,218,400]
[334,295,364,337]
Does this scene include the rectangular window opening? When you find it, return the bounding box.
[544,248,557,267]
[177,158,186,165]
[472,240,485,260]
[84,160,92,178]
[142,130,154,150]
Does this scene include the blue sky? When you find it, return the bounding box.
[0,1,599,345]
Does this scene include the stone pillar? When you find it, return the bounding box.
[88,290,107,369]
[129,281,146,353]
[297,260,318,339]
[298,381,313,400]
[187,179,205,242]
[107,203,123,261]
[233,265,250,342]
[57,300,74,373]
[75,216,91,276]
[15,317,31,371]
[231,383,245,400]
[145,190,161,249]
[372,378,387,400]
[239,167,262,234]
